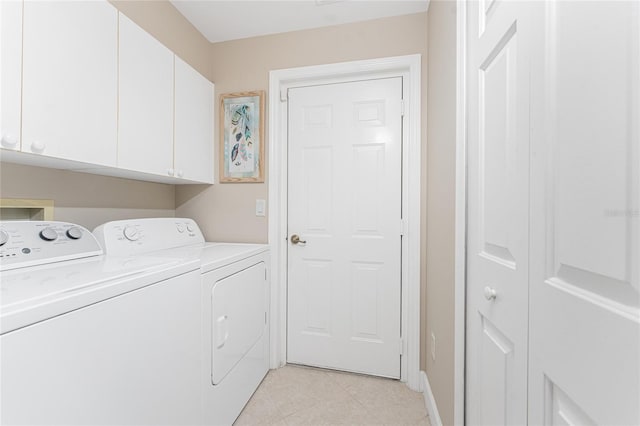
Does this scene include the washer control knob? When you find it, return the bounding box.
[66,226,83,240]
[123,225,140,241]
[186,223,194,232]
[176,223,186,233]
[0,230,9,246]
[39,227,58,241]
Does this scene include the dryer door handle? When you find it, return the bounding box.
[215,315,229,349]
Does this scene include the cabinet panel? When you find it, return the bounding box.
[21,1,117,166]
[175,56,214,183]
[0,1,22,152]
[118,13,174,177]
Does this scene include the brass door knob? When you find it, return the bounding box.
[290,234,307,245]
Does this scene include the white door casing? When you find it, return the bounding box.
[287,78,403,378]
[465,1,533,424]
[268,55,421,389]
[528,1,640,424]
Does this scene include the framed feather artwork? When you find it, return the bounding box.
[219,91,265,182]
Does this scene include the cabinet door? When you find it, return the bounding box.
[22,1,117,166]
[175,56,214,183]
[118,13,174,177]
[0,0,22,152]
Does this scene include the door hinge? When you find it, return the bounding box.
[280,88,288,102]
[399,338,404,355]
[400,219,407,236]
[400,100,405,116]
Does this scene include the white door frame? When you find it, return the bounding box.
[455,1,467,424]
[268,54,422,390]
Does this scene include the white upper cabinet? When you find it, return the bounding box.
[118,13,174,177]
[2,1,213,184]
[0,1,22,152]
[21,1,118,166]
[175,56,214,184]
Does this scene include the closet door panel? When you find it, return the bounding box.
[528,2,640,424]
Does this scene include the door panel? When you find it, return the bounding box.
[300,259,333,336]
[211,262,267,385]
[0,0,22,151]
[174,57,214,183]
[287,78,402,378]
[529,2,640,424]
[478,316,514,426]
[466,1,532,424]
[118,13,174,176]
[22,1,117,166]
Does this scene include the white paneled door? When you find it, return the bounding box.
[466,1,533,424]
[467,1,640,425]
[287,78,403,378]
[528,2,639,425]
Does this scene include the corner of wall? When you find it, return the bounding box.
[421,370,443,426]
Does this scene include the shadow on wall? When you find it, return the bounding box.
[0,163,176,230]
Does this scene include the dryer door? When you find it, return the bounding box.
[211,261,266,385]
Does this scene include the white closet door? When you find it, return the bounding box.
[21,1,117,166]
[0,0,22,151]
[465,1,534,424]
[174,57,214,184]
[528,2,640,424]
[118,13,174,177]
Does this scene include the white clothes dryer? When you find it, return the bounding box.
[0,221,202,425]
[94,217,270,426]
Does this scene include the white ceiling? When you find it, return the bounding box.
[170,0,430,43]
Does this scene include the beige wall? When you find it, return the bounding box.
[109,0,212,80]
[175,12,428,245]
[0,1,211,230]
[426,1,458,425]
[0,163,174,230]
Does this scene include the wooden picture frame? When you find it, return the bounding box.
[219,90,265,182]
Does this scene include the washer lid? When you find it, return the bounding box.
[139,242,269,274]
[0,255,199,334]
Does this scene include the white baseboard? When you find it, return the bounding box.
[421,370,443,426]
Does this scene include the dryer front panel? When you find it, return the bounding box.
[211,261,267,385]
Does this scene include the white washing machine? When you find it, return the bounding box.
[0,221,202,425]
[94,218,270,426]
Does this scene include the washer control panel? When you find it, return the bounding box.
[93,218,205,256]
[0,221,103,271]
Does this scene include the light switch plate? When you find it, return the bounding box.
[256,199,266,217]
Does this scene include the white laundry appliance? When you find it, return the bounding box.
[93,217,270,426]
[0,221,202,425]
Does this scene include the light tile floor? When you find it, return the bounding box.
[234,365,430,426]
